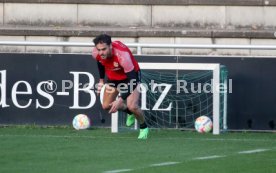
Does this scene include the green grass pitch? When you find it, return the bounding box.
[0,126,275,173]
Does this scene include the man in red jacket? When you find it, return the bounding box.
[92,34,149,139]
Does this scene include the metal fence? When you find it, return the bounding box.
[1,41,276,55]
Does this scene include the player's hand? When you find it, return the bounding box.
[96,80,104,95]
[109,97,123,114]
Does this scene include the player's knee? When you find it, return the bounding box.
[102,104,111,111]
[127,104,139,113]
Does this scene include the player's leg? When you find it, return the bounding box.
[125,113,135,127]
[102,83,130,113]
[126,84,144,123]
[127,84,149,139]
[101,84,119,111]
[107,81,134,127]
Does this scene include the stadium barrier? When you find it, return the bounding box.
[0,41,275,133]
[1,41,276,55]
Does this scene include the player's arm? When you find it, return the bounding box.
[96,61,105,94]
[117,51,138,100]
[97,61,105,80]
[92,47,105,94]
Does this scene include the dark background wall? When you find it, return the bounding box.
[0,53,275,130]
[0,53,109,127]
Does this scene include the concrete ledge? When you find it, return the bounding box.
[78,5,151,27]
[0,26,276,39]
[2,4,276,28]
[1,0,276,6]
[4,3,77,26]
[1,35,276,56]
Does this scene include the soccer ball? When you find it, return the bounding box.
[72,114,91,130]
[194,116,213,133]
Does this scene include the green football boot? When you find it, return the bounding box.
[126,114,135,127]
[138,127,149,139]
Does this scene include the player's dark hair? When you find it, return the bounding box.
[93,34,112,46]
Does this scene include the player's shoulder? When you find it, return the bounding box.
[92,47,99,60]
[112,41,128,50]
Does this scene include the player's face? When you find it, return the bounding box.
[96,43,112,59]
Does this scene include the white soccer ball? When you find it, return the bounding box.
[194,116,213,133]
[72,114,91,130]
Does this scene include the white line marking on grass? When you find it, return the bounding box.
[150,162,180,167]
[0,134,144,140]
[0,134,274,142]
[238,149,270,154]
[0,134,97,139]
[103,169,133,173]
[193,155,225,160]
[183,137,274,142]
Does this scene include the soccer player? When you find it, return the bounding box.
[92,34,149,139]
